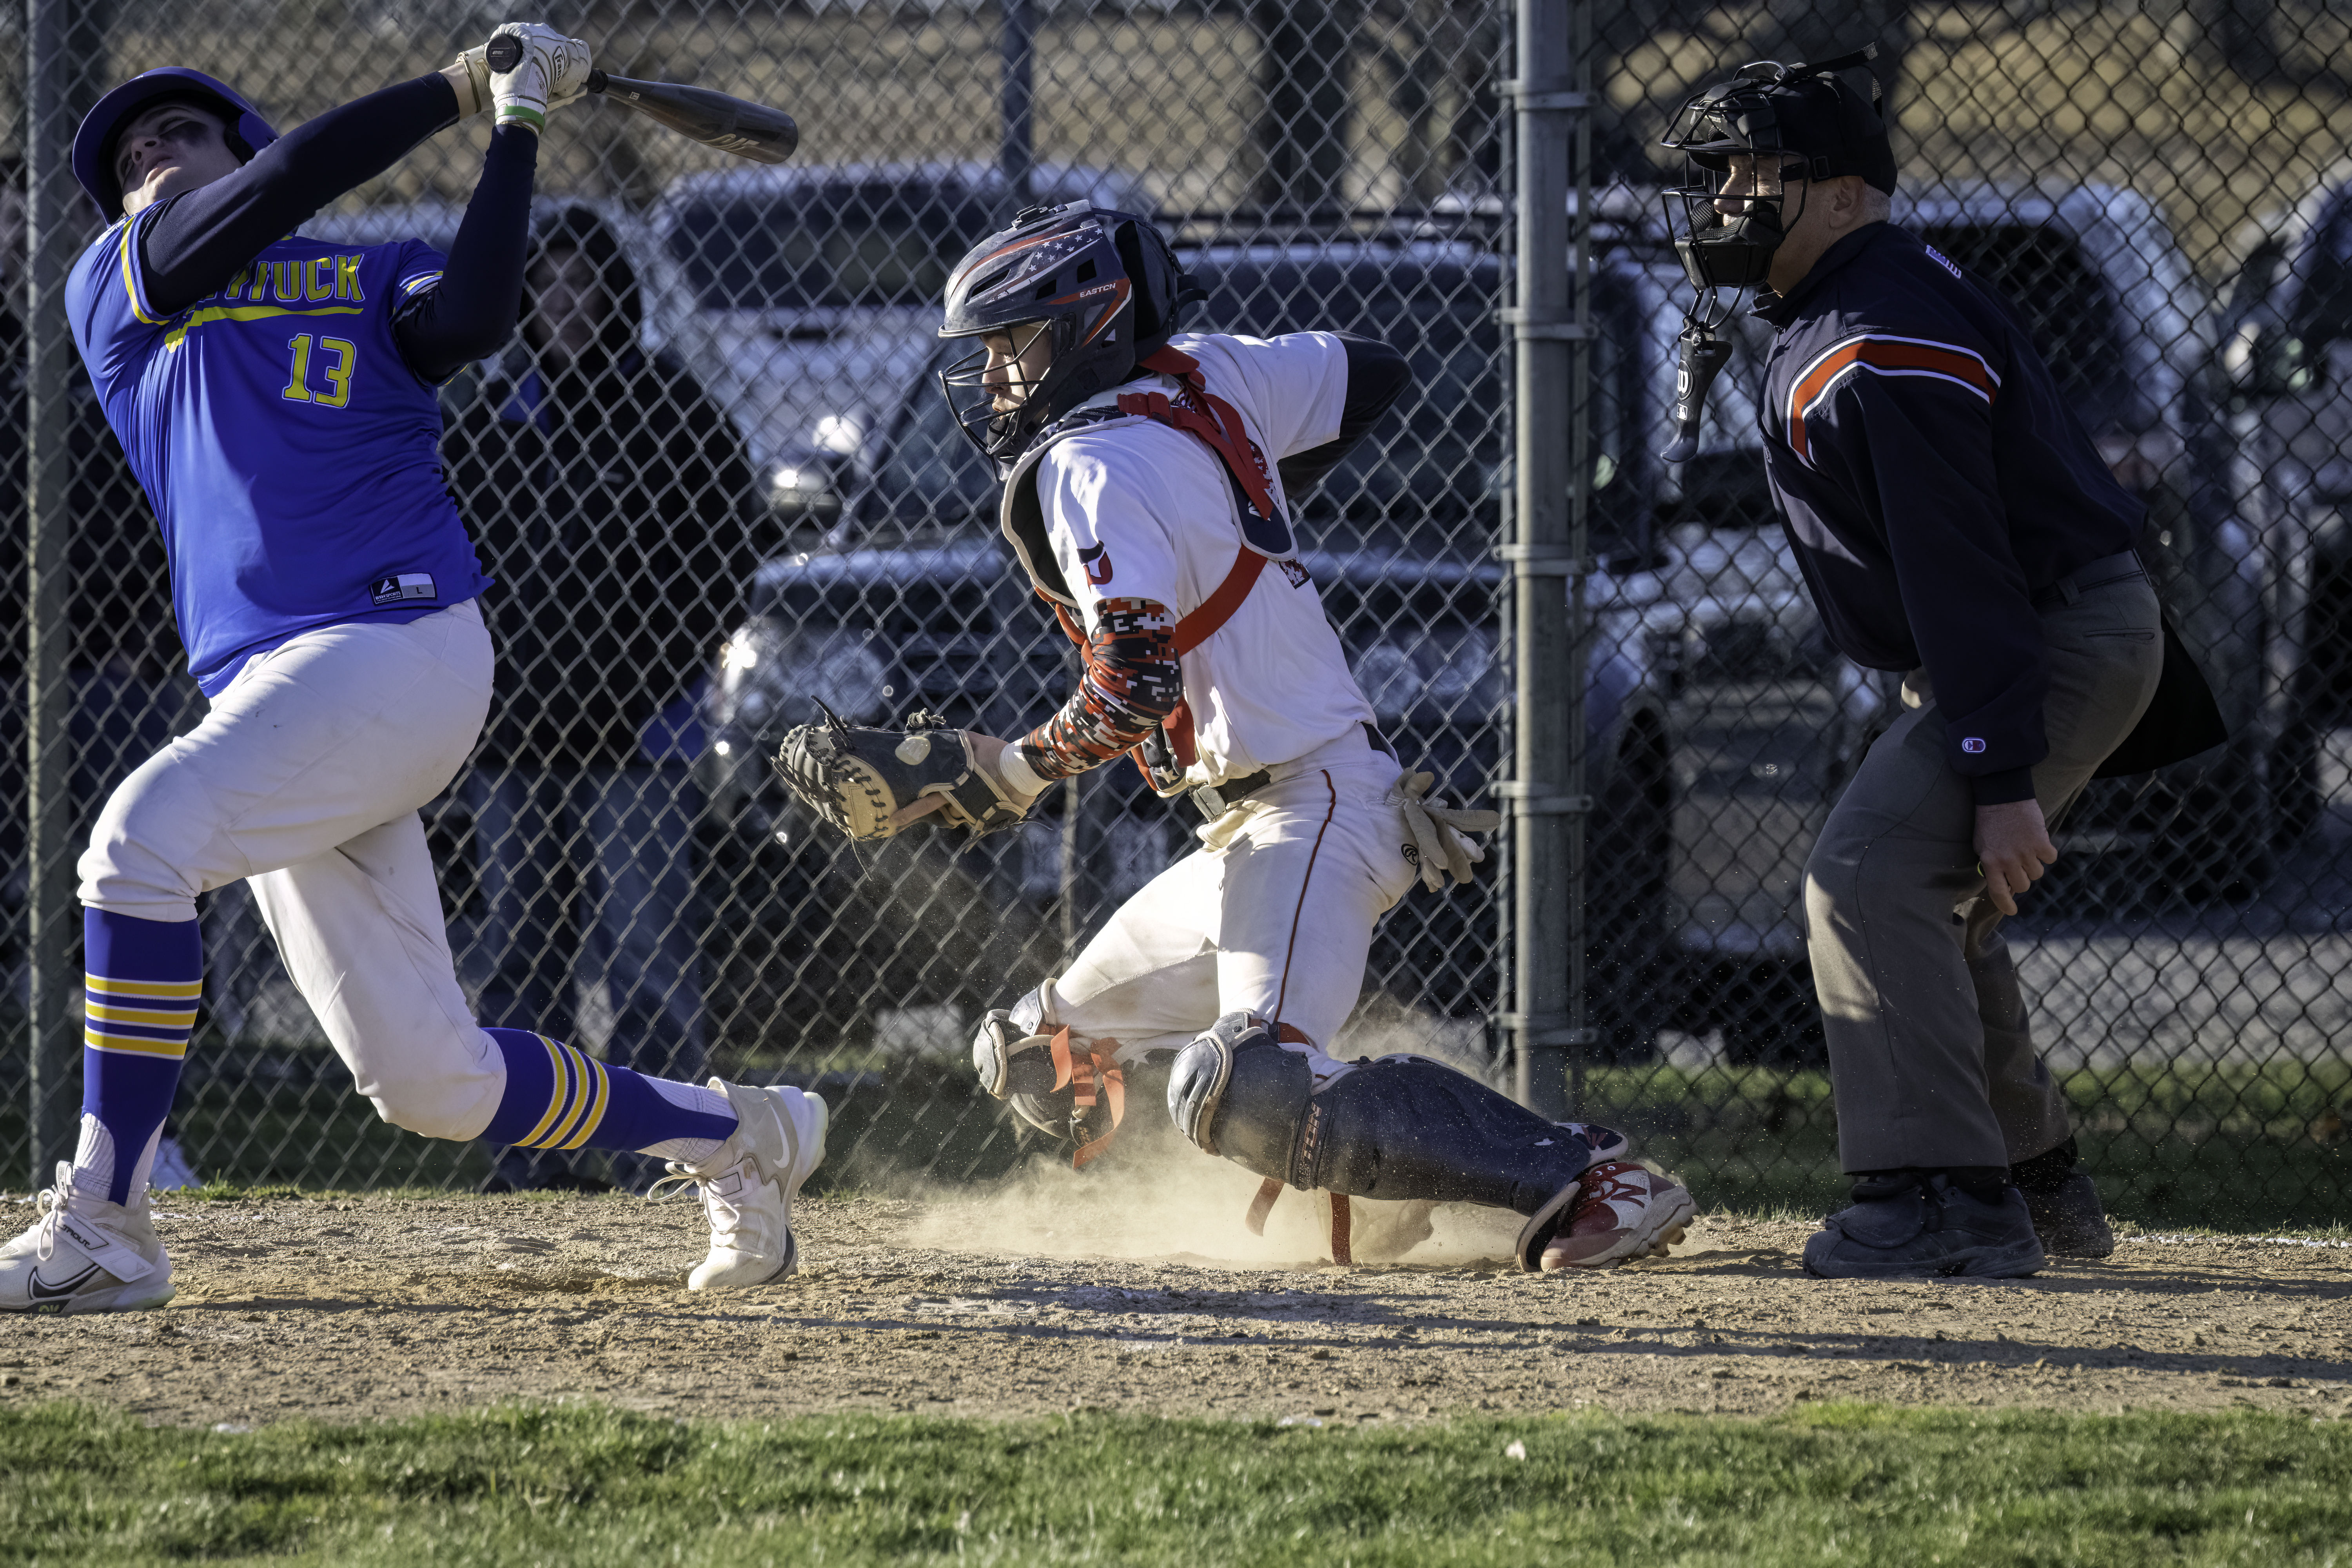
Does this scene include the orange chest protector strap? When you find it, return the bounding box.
[1046,550,1267,657]
[1117,346,1285,527]
[1045,348,1286,786]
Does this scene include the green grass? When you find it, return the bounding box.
[5,1403,2351,1566]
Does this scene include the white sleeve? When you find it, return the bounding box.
[1183,331,1350,460]
[1036,441,1185,630]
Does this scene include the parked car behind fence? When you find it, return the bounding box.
[2221,160,2352,853]
[648,162,1159,497]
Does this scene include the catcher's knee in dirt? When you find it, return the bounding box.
[1167,1012,1312,1178]
[1169,1020,1596,1214]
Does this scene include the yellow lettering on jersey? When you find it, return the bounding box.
[335,254,365,301]
[271,260,300,303]
[283,334,314,403]
[305,258,334,301]
[316,338,357,408]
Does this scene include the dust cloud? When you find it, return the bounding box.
[893,999,1571,1270]
[901,1135,1529,1271]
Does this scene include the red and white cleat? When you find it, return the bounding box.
[1516,1160,1695,1272]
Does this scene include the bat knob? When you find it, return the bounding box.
[484,35,521,73]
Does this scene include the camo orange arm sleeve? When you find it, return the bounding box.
[1014,597,1183,780]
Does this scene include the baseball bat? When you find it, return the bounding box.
[483,36,797,164]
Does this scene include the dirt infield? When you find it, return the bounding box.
[3,1163,2347,1430]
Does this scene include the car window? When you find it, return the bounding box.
[1914,224,2126,423]
[666,185,1002,311]
[1185,258,1502,536]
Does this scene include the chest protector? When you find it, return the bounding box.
[999,345,1296,794]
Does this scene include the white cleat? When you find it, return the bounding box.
[653,1081,828,1292]
[0,1163,176,1313]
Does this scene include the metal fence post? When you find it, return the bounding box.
[1501,0,1584,1116]
[998,0,1035,212]
[23,0,80,1188]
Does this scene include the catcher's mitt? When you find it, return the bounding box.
[772,705,1032,841]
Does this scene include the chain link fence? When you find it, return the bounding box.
[2,2,2344,1229]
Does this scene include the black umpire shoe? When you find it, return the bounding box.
[2022,1171,2117,1258]
[1802,1172,2046,1279]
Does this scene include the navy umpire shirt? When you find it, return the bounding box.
[1752,221,2145,805]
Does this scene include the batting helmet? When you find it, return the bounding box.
[936,202,1199,468]
[1656,46,1895,291]
[73,68,279,219]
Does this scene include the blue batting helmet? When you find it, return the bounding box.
[73,68,279,218]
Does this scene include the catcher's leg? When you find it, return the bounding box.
[970,842,1223,1145]
[1166,1014,1691,1270]
[978,760,1406,1088]
[1174,762,1687,1269]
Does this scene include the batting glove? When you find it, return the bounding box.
[447,44,495,118]
[1394,769,1502,893]
[488,22,593,133]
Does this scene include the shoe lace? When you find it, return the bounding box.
[31,1183,62,1264]
[645,1159,750,1246]
[643,1165,698,1205]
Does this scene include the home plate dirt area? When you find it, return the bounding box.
[3,1164,2347,1431]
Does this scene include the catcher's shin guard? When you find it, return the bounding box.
[1166,1013,1596,1213]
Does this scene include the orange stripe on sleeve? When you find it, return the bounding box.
[1787,335,2000,461]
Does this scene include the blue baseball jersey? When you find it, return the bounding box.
[66,208,491,695]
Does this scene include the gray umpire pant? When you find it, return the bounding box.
[1804,573,2163,1174]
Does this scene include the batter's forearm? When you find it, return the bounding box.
[138,75,464,317]
[1015,597,1182,781]
[394,125,540,381]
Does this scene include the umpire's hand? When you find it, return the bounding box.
[1975,799,2058,916]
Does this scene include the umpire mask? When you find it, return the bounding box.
[1656,46,1896,293]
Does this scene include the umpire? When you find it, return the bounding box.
[1659,54,2222,1278]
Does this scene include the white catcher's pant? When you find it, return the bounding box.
[1031,730,1422,1081]
[79,602,511,1140]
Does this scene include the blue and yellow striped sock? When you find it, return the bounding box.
[478,1027,738,1161]
[80,909,203,1205]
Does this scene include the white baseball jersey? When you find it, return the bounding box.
[1032,331,1379,786]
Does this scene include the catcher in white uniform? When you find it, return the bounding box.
[775,204,1693,1270]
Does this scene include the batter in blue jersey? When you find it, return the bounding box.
[4,27,827,1314]
[73,211,491,693]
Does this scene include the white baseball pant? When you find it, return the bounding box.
[1021,730,1421,1083]
[78,601,511,1140]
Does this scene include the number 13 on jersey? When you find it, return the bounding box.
[283,333,357,408]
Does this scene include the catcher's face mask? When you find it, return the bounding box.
[937,200,1199,470]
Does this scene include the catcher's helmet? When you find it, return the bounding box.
[936,202,1198,468]
[1657,46,1895,291]
[74,68,279,219]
